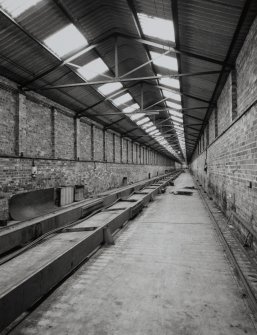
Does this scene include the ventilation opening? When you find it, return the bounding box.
[148,173,151,179]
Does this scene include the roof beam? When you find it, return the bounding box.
[118,32,231,67]
[38,71,221,90]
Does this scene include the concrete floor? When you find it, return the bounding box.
[10,173,256,335]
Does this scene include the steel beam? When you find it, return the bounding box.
[120,49,172,78]
[118,32,230,67]
[40,71,221,90]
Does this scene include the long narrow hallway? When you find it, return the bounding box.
[10,173,256,335]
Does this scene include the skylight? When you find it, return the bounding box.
[138,13,175,42]
[123,103,140,114]
[44,24,88,58]
[129,113,145,121]
[166,101,181,110]
[169,110,183,118]
[136,117,150,126]
[141,122,153,129]
[0,0,43,17]
[159,77,180,89]
[146,126,157,133]
[112,93,133,106]
[162,90,181,102]
[149,129,160,135]
[97,82,123,96]
[150,52,178,71]
[171,115,183,123]
[78,58,109,80]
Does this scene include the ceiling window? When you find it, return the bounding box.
[159,77,180,89]
[123,103,140,114]
[78,58,109,80]
[129,113,145,121]
[162,89,181,102]
[150,52,178,71]
[0,0,43,17]
[141,121,153,129]
[171,115,183,123]
[112,93,133,106]
[138,13,175,42]
[169,110,183,118]
[44,24,88,58]
[136,117,150,126]
[166,101,181,110]
[97,82,123,96]
[146,126,157,133]
[149,129,160,135]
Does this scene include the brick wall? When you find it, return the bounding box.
[190,16,257,249]
[0,76,175,221]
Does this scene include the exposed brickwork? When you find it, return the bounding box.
[191,16,257,251]
[114,134,121,163]
[236,16,257,115]
[55,111,75,160]
[0,88,16,155]
[93,126,103,161]
[128,140,132,163]
[122,138,127,163]
[80,121,91,161]
[0,75,175,220]
[209,108,216,144]
[217,74,232,135]
[26,99,52,158]
[105,131,114,162]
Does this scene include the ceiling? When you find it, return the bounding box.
[0,0,256,163]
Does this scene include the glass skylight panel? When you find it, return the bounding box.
[44,24,88,58]
[150,52,178,71]
[159,77,180,89]
[123,103,140,114]
[171,115,183,123]
[166,101,181,110]
[97,82,123,96]
[169,110,183,118]
[138,13,175,42]
[112,93,133,106]
[136,117,150,126]
[141,122,153,129]
[78,58,109,80]
[146,126,157,133]
[0,0,43,17]
[129,113,145,121]
[162,90,181,102]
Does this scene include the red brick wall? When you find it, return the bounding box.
[191,17,257,245]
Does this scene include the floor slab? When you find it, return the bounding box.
[10,173,256,335]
